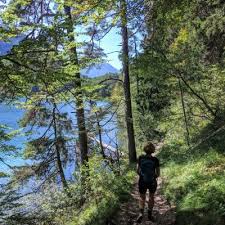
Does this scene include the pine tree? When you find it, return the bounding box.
[16,95,73,191]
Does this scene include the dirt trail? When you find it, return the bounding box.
[109,178,176,225]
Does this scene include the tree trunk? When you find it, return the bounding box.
[120,0,137,164]
[52,103,69,190]
[178,79,190,146]
[64,6,88,165]
[134,37,140,96]
[95,110,106,159]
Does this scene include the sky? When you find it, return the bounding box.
[76,24,122,70]
[99,28,122,70]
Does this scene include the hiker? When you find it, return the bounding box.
[136,142,160,223]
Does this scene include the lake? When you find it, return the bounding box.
[0,101,118,174]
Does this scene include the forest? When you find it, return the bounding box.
[0,0,225,225]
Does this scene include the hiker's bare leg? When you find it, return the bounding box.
[148,192,155,221]
[139,193,146,213]
[137,193,146,223]
[148,192,154,211]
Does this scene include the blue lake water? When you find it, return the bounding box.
[0,103,26,171]
[0,101,117,175]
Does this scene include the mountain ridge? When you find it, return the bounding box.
[81,63,119,78]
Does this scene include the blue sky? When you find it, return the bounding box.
[100,28,122,70]
[77,25,122,70]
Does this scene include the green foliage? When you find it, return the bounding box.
[132,0,225,146]
[85,73,121,100]
[132,4,225,223]
[160,146,225,224]
[1,0,225,224]
[0,172,9,178]
[66,156,135,225]
[0,125,18,153]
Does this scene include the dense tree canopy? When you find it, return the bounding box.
[0,0,225,224]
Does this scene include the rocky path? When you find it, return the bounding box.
[109,178,176,225]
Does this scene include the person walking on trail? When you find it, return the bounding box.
[136,142,160,223]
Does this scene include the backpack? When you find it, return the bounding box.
[140,156,156,184]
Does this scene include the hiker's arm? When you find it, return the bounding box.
[137,156,141,175]
[155,167,160,178]
[137,163,141,175]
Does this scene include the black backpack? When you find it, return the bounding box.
[140,156,156,184]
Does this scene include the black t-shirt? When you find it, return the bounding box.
[138,154,160,169]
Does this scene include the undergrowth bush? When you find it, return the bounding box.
[20,155,135,225]
[65,156,136,225]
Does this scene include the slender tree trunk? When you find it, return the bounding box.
[95,110,106,159]
[178,74,216,118]
[178,79,190,146]
[115,134,121,172]
[64,6,88,165]
[120,0,137,164]
[156,48,216,118]
[134,37,140,96]
[52,103,68,190]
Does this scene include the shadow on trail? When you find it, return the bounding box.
[175,209,225,225]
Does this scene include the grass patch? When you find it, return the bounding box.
[159,146,225,225]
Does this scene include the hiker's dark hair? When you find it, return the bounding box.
[143,142,155,154]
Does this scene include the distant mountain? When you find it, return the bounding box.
[81,63,119,78]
